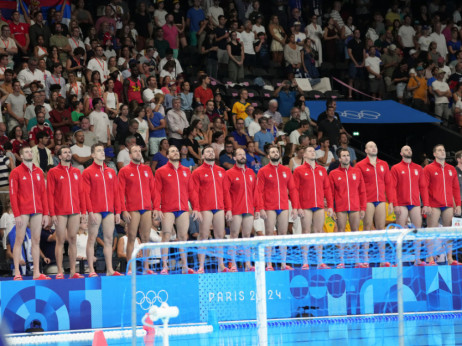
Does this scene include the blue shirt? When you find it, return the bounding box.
[219,153,235,169]
[277,90,296,117]
[152,152,168,168]
[186,7,205,32]
[231,130,249,146]
[149,112,167,138]
[254,130,274,151]
[181,157,195,168]
[246,153,262,174]
[180,92,194,111]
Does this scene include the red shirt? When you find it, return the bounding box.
[127,78,143,104]
[0,134,8,147]
[356,157,393,203]
[119,162,155,212]
[8,21,29,48]
[11,139,25,155]
[154,162,192,212]
[9,163,48,217]
[193,86,214,106]
[162,24,178,49]
[189,162,226,211]
[390,160,429,207]
[224,165,260,215]
[293,162,333,209]
[329,166,367,212]
[82,162,121,214]
[47,164,86,216]
[49,108,72,134]
[28,124,54,144]
[256,163,299,210]
[423,161,461,208]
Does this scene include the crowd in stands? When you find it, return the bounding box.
[2,0,462,275]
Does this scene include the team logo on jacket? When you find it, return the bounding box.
[435,172,438,176]
[249,176,252,182]
[415,169,418,176]
[401,171,405,174]
[74,173,79,180]
[319,171,323,176]
[36,174,40,181]
[218,171,222,177]
[205,174,208,177]
[60,176,64,180]
[22,176,27,180]
[380,166,384,172]
[108,172,113,179]
[183,171,187,177]
[449,171,453,176]
[144,171,149,178]
[305,173,308,176]
[282,172,287,178]
[236,177,239,181]
[352,173,356,180]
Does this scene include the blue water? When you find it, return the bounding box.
[7,314,462,345]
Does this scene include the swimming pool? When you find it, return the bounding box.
[7,313,462,345]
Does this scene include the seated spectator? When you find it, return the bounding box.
[5,80,26,130]
[219,141,235,169]
[230,118,251,149]
[194,74,214,106]
[289,145,304,172]
[70,130,92,173]
[289,120,310,155]
[32,131,53,171]
[231,89,250,124]
[29,111,54,147]
[254,117,274,155]
[247,108,263,137]
[40,224,57,275]
[183,126,201,164]
[180,144,196,170]
[246,141,262,174]
[334,133,357,165]
[284,107,302,135]
[49,96,72,134]
[6,226,33,276]
[45,62,66,98]
[407,65,429,113]
[316,137,335,169]
[317,105,348,147]
[211,131,225,159]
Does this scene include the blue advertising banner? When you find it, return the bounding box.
[307,100,440,124]
[0,266,460,333]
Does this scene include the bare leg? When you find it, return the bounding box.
[62,214,80,276]
[426,208,442,263]
[241,215,254,270]
[374,203,387,264]
[86,213,102,274]
[212,211,226,271]
[300,209,313,266]
[336,212,348,265]
[408,206,424,265]
[126,211,141,271]
[161,213,175,270]
[198,211,213,271]
[174,212,190,272]
[348,212,361,264]
[102,214,116,276]
[229,214,243,268]
[312,209,326,266]
[139,211,152,271]
[264,211,277,269]
[276,210,289,268]
[30,214,44,278]
[12,214,29,276]
[441,208,456,264]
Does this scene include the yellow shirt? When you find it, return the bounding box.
[232,101,250,120]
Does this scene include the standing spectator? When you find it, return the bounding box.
[9,10,29,57]
[194,74,214,106]
[273,80,301,120]
[80,116,98,147]
[89,98,111,146]
[86,45,109,83]
[31,132,52,171]
[381,44,401,92]
[347,29,366,99]
[231,89,250,124]
[241,20,256,74]
[429,23,448,59]
[447,27,461,62]
[5,80,26,130]
[227,31,245,82]
[163,14,179,58]
[49,96,72,134]
[202,32,219,79]
[397,15,416,56]
[0,149,10,211]
[365,46,385,99]
[28,111,54,147]
[70,130,91,173]
[123,62,144,104]
[207,0,224,26]
[284,34,302,76]
[392,62,409,103]
[49,23,71,66]
[254,117,274,155]
[29,12,51,48]
[0,25,17,68]
[323,17,340,65]
[317,106,346,147]
[431,70,452,126]
[215,15,229,76]
[45,63,66,98]
[269,15,285,67]
[166,97,189,149]
[186,0,205,47]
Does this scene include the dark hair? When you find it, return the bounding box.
[202,144,214,155]
[300,120,309,127]
[212,131,224,143]
[433,144,444,153]
[159,138,169,150]
[57,145,70,157]
[319,137,330,144]
[91,143,105,154]
[337,147,349,157]
[36,131,49,141]
[74,47,85,56]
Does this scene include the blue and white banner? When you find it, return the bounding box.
[307,100,440,124]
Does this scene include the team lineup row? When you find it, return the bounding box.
[8,141,461,280]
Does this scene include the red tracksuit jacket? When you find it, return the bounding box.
[293,162,333,209]
[189,162,226,211]
[423,161,461,208]
[119,162,155,212]
[256,163,300,210]
[82,162,121,214]
[390,160,429,207]
[154,162,192,212]
[329,166,367,212]
[9,163,49,217]
[47,164,86,216]
[356,157,393,203]
[224,165,260,215]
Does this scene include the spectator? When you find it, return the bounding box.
[365,46,385,99]
[49,96,72,134]
[284,34,302,76]
[448,27,461,62]
[9,125,25,163]
[219,141,235,169]
[230,118,251,149]
[151,138,169,171]
[194,74,214,106]
[254,117,274,155]
[202,32,219,79]
[49,23,71,65]
[45,62,66,98]
[215,15,230,75]
[254,32,270,69]
[431,70,452,125]
[284,107,302,135]
[429,23,448,59]
[89,98,111,145]
[6,226,33,276]
[0,25,17,67]
[269,15,286,66]
[29,12,51,48]
[381,44,401,92]
[0,150,10,211]
[180,144,196,170]
[232,89,250,124]
[347,29,366,99]
[241,20,256,74]
[86,45,109,83]
[39,224,56,275]
[29,111,54,147]
[289,145,304,172]
[133,107,149,154]
[183,126,201,163]
[316,137,334,169]
[80,116,98,147]
[288,119,309,152]
[5,80,26,130]
[392,62,409,103]
[211,131,225,159]
[186,0,205,47]
[397,15,416,56]
[31,131,52,171]
[305,14,323,66]
[116,135,139,170]
[0,201,14,250]
[70,130,91,173]
[227,31,245,82]
[323,17,340,65]
[17,58,44,95]
[246,141,262,173]
[143,76,163,106]
[335,133,357,165]
[207,0,224,26]
[166,97,189,149]
[123,62,144,104]
[273,80,301,120]
[317,106,346,147]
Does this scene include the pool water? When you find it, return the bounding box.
[7,314,462,346]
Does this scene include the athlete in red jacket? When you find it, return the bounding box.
[390,145,431,266]
[329,148,366,268]
[153,146,195,274]
[47,146,86,279]
[82,144,122,277]
[119,145,156,274]
[424,144,462,265]
[189,145,228,273]
[9,146,50,280]
[224,148,260,272]
[356,142,394,267]
[257,145,299,271]
[293,146,333,269]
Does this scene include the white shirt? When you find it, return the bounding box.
[418,35,433,52]
[207,5,224,25]
[240,31,256,55]
[429,32,448,58]
[87,57,109,82]
[68,37,85,51]
[315,149,334,168]
[252,24,266,35]
[330,10,344,28]
[398,25,416,48]
[142,88,163,104]
[289,130,301,145]
[76,232,88,258]
[432,80,450,104]
[66,82,83,100]
[71,144,91,173]
[25,103,51,121]
[248,120,261,137]
[440,65,451,82]
[17,68,45,95]
[117,148,130,167]
[294,32,307,50]
[158,58,183,75]
[134,118,149,142]
[0,212,15,250]
[89,110,110,143]
[365,56,382,78]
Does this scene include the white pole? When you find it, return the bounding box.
[255,244,268,346]
[396,228,415,346]
[131,247,139,346]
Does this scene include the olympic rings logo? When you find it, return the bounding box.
[340,110,381,120]
[136,290,169,310]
